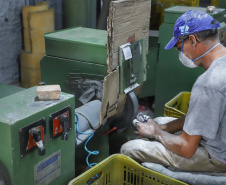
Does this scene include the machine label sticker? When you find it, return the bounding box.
[34,150,61,185]
[122,46,132,60]
[120,43,132,60]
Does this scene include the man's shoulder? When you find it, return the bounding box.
[194,57,226,93]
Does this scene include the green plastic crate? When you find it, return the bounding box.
[69,154,188,185]
[164,92,191,118]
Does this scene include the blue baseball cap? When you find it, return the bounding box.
[165,10,221,50]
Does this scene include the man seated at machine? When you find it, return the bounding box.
[121,10,226,173]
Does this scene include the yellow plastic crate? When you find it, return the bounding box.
[164,92,191,118]
[69,154,188,185]
[173,0,199,7]
[150,0,199,29]
[211,0,220,7]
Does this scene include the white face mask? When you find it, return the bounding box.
[178,11,220,69]
[179,51,198,68]
[179,42,220,68]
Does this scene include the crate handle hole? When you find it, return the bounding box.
[172,102,178,108]
[86,172,102,184]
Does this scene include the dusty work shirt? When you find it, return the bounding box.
[184,55,226,165]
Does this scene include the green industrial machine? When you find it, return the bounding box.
[119,39,147,93]
[155,6,226,117]
[140,36,159,98]
[41,26,147,105]
[0,86,75,185]
[44,27,107,65]
[41,27,108,106]
[0,83,24,99]
[220,0,226,10]
[41,25,148,174]
[41,26,152,100]
[63,0,97,29]
[41,27,110,175]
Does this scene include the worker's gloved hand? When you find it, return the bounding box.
[133,112,152,127]
[134,119,159,139]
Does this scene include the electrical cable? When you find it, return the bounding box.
[151,2,174,10]
[151,1,164,8]
[75,113,99,184]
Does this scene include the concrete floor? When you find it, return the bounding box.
[9,80,22,88]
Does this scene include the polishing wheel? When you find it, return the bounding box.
[108,91,138,130]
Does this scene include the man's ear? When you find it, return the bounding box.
[189,35,197,49]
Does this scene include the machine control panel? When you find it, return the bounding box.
[49,106,72,141]
[19,119,46,157]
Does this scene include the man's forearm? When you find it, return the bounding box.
[153,125,201,159]
[154,128,188,157]
[159,116,185,133]
[136,117,200,158]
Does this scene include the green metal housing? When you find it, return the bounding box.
[164,6,225,24]
[41,27,149,171]
[44,27,108,65]
[41,56,108,107]
[119,39,147,93]
[41,27,111,169]
[0,83,24,99]
[140,36,159,98]
[43,26,153,99]
[63,0,97,29]
[0,87,75,185]
[155,6,225,117]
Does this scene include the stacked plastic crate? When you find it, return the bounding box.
[20,1,54,88]
[151,0,221,30]
[150,0,200,30]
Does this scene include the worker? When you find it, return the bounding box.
[121,10,226,172]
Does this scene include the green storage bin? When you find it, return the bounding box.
[164,92,191,118]
[69,154,188,185]
[164,6,225,24]
[44,27,108,65]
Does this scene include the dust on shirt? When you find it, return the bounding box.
[184,55,226,164]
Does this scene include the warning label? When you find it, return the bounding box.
[34,150,61,185]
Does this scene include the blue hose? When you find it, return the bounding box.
[75,113,99,170]
[75,113,99,184]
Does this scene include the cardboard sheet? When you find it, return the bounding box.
[107,0,151,72]
[100,68,120,125]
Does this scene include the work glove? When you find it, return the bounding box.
[133,112,152,127]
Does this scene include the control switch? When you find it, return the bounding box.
[60,114,69,140]
[19,119,46,157]
[30,127,45,156]
[49,106,72,141]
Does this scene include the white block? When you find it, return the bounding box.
[36,85,61,100]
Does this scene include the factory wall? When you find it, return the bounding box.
[0,0,62,84]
